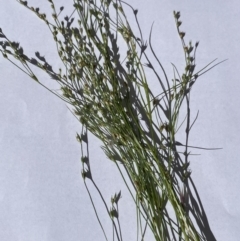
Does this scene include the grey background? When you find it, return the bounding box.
[0,0,240,240]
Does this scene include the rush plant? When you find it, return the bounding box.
[0,0,226,240]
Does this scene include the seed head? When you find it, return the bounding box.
[179,32,185,39]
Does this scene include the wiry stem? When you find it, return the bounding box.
[0,1,225,241]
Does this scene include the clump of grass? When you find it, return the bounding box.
[0,0,226,240]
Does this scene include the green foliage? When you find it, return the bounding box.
[0,1,226,240]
